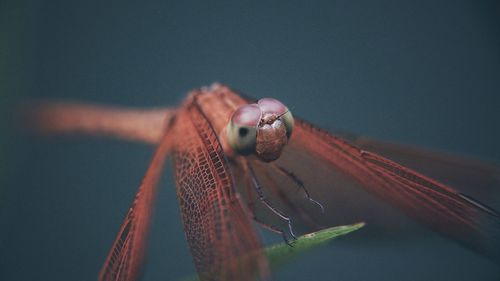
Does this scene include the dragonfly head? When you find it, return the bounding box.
[225,98,294,162]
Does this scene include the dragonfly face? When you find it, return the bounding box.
[225,97,294,162]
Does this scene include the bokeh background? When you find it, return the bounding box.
[1,1,499,280]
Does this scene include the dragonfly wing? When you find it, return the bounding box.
[253,118,500,261]
[173,104,270,281]
[345,135,500,209]
[98,129,175,281]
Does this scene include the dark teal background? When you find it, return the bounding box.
[1,1,500,280]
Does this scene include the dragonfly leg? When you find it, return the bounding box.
[245,160,297,241]
[240,163,294,246]
[270,163,325,213]
[253,216,294,246]
[258,165,323,230]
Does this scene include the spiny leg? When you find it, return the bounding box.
[244,159,297,240]
[258,163,321,230]
[253,216,294,246]
[270,163,325,213]
[240,163,295,246]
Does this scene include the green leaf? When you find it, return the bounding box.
[179,222,365,281]
[265,222,365,268]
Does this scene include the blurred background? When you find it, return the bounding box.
[1,0,499,280]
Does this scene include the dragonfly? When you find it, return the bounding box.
[30,83,500,281]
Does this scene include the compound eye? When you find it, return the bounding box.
[257,98,294,138]
[226,104,262,155]
[258,98,287,115]
[231,104,262,127]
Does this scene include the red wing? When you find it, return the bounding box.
[173,103,270,281]
[246,118,500,262]
[98,130,174,281]
[345,135,500,209]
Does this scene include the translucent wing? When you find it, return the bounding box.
[346,135,500,209]
[211,86,500,261]
[173,102,270,281]
[98,129,174,281]
[265,118,500,261]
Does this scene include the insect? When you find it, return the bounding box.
[30,83,500,281]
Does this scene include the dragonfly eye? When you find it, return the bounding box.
[225,99,294,161]
[226,104,262,155]
[257,98,294,138]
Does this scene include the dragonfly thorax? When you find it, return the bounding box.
[224,98,294,162]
